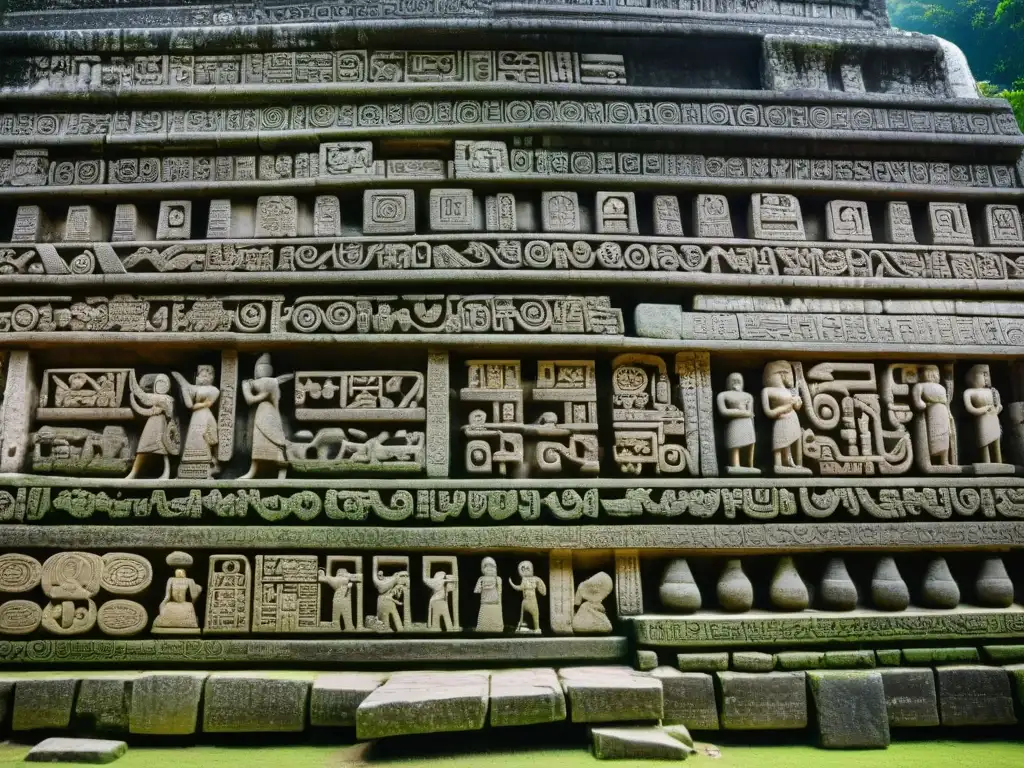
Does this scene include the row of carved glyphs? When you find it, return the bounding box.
[3,142,1019,190]
[4,51,626,90]
[8,353,1024,481]
[10,483,1024,523]
[7,189,1024,253]
[0,550,614,637]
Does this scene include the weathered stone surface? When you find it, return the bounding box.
[310,673,387,727]
[490,668,566,727]
[202,673,310,733]
[12,678,77,731]
[0,679,14,728]
[732,652,775,672]
[75,676,136,733]
[591,726,689,761]
[356,671,489,739]
[808,671,890,749]
[777,652,825,670]
[880,668,939,727]
[902,647,979,665]
[936,666,1017,726]
[677,653,729,672]
[129,673,207,735]
[559,666,663,724]
[875,650,903,667]
[26,738,126,764]
[1007,664,1024,708]
[825,650,876,669]
[651,667,718,729]
[662,724,694,748]
[633,304,681,340]
[636,650,658,671]
[717,672,807,730]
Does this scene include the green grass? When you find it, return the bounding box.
[1,738,1023,768]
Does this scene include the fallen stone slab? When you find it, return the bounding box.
[591,726,689,760]
[662,724,694,748]
[651,667,718,729]
[559,666,663,724]
[26,738,126,764]
[808,671,890,749]
[936,666,1017,726]
[75,675,137,733]
[717,671,807,730]
[356,671,489,740]
[310,673,388,727]
[13,678,78,731]
[203,672,311,733]
[129,673,207,735]
[879,668,939,727]
[490,668,566,727]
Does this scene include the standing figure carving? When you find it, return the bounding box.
[424,568,458,631]
[511,560,546,634]
[373,569,408,632]
[151,552,202,635]
[964,363,1007,469]
[241,354,294,479]
[912,365,954,469]
[474,557,503,632]
[172,365,220,479]
[126,372,179,480]
[761,361,810,475]
[319,565,361,631]
[717,372,758,474]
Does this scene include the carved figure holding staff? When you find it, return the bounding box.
[240,353,293,479]
[126,371,179,480]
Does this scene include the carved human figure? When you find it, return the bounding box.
[151,552,202,634]
[424,569,458,631]
[510,560,546,634]
[761,361,809,474]
[474,557,503,632]
[912,365,953,467]
[241,354,294,479]
[717,372,757,473]
[373,569,408,632]
[172,365,220,478]
[964,364,1004,464]
[571,572,614,633]
[126,372,179,479]
[318,566,361,631]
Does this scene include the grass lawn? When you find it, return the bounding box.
[1,735,1022,768]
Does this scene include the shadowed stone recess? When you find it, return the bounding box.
[310,673,388,728]
[129,673,206,735]
[26,738,127,764]
[807,671,890,749]
[12,678,77,731]
[490,668,567,727]
[879,669,939,727]
[356,672,489,739]
[559,666,663,724]
[75,677,136,733]
[936,666,1017,726]
[717,672,807,730]
[202,674,310,733]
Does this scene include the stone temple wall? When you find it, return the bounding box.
[0,0,1022,752]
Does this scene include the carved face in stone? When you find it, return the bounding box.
[196,366,215,386]
[727,372,744,391]
[923,366,940,384]
[762,361,793,389]
[482,557,496,576]
[255,362,273,379]
[153,374,171,395]
[518,561,534,578]
[969,364,991,388]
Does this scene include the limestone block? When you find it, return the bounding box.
[541,191,581,233]
[875,650,902,667]
[312,196,341,237]
[484,193,517,232]
[749,193,805,241]
[203,673,310,733]
[983,204,1024,245]
[595,191,638,234]
[64,205,106,242]
[651,667,718,729]
[591,726,690,760]
[826,200,872,242]
[255,196,298,238]
[559,666,663,724]
[693,194,733,238]
[1007,664,1024,708]
[636,650,659,671]
[880,668,939,727]
[936,666,1017,725]
[111,204,152,242]
[902,647,979,665]
[11,205,48,243]
[807,671,890,749]
[10,149,48,186]
[0,679,13,726]
[12,678,78,731]
[75,675,137,733]
[717,672,807,730]
[429,188,477,232]
[356,671,489,739]
[26,738,126,764]
[884,202,917,244]
[732,652,775,672]
[653,195,683,236]
[309,673,387,727]
[490,668,566,727]
[777,652,825,670]
[987,646,1024,664]
[663,723,694,748]
[129,673,207,735]
[825,650,875,669]
[927,202,974,245]
[363,189,415,235]
[677,652,728,672]
[206,199,233,239]
[155,200,192,240]
[634,304,681,340]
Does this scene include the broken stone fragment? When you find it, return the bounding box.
[26,738,127,764]
[591,726,690,760]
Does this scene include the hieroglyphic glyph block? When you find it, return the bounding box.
[984,204,1024,246]
[928,202,974,245]
[363,190,415,235]
[156,201,191,240]
[826,200,872,242]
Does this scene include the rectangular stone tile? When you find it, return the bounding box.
[902,647,979,665]
[984,645,1024,664]
[825,650,875,669]
[808,671,890,749]
[75,675,137,733]
[937,666,1017,726]
[13,678,78,731]
[677,652,728,672]
[559,666,663,724]
[777,652,825,670]
[732,652,775,672]
[880,668,939,727]
[356,671,489,739]
[875,650,902,667]
[310,673,387,727]
[129,673,207,735]
[203,673,311,733]
[651,667,718,729]
[490,668,566,727]
[26,737,126,764]
[591,726,690,760]
[717,671,807,730]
